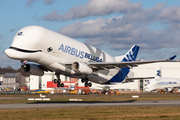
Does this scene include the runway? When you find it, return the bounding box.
[1,100,180,109]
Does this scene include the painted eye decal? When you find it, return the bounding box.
[47,47,53,52]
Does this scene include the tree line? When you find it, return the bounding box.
[0,66,30,76]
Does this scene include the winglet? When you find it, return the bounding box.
[169,55,176,60]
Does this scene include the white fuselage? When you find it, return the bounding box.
[5,26,120,84]
[145,78,180,92]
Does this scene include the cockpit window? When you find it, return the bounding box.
[9,47,42,53]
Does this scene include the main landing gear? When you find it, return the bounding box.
[54,72,64,88]
[81,78,92,87]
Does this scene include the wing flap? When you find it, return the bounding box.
[122,77,155,83]
[125,77,155,80]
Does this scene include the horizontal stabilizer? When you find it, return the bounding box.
[122,77,154,83]
[126,77,155,81]
[168,55,176,60]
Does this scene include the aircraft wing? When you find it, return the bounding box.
[119,77,155,83]
[87,55,177,70]
[125,77,155,80]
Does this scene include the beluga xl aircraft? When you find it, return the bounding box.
[145,66,180,93]
[5,26,176,88]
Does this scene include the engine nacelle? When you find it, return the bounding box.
[24,64,44,76]
[72,62,92,75]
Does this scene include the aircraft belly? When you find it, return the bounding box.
[88,69,119,84]
[88,74,109,84]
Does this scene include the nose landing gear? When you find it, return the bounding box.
[20,60,27,68]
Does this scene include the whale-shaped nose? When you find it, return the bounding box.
[5,48,30,60]
[5,49,15,59]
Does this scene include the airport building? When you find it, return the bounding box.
[133,61,180,91]
[0,73,30,91]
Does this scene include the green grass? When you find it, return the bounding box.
[1,94,180,119]
[0,106,180,120]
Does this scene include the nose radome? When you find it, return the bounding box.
[5,48,30,60]
[5,49,14,58]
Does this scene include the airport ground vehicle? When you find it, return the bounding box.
[31,89,50,94]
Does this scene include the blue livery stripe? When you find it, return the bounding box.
[104,68,130,84]
[105,45,139,83]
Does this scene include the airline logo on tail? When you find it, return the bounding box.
[155,66,162,80]
[122,45,140,62]
[157,70,161,77]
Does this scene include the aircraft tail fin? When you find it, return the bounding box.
[155,66,162,81]
[169,55,176,60]
[115,45,140,82]
[121,45,140,62]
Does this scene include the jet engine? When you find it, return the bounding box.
[72,62,92,75]
[24,64,44,76]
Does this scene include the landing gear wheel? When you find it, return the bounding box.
[88,82,92,87]
[54,79,58,83]
[81,78,85,83]
[85,82,89,87]
[57,83,61,87]
[60,83,64,87]
[57,79,61,83]
[84,82,92,87]
[55,71,64,88]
